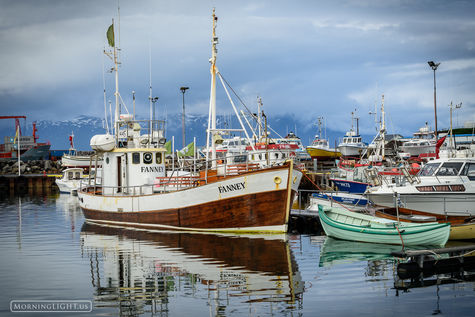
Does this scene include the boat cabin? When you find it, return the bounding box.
[418,159,475,179]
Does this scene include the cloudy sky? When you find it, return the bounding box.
[1,0,474,140]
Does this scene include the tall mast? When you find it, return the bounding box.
[113,20,120,134]
[257,97,263,140]
[381,94,386,159]
[105,18,120,137]
[209,9,218,168]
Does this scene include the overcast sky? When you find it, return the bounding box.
[1,0,474,138]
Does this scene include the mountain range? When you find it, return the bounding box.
[1,114,375,151]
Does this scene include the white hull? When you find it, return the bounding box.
[338,145,366,157]
[55,178,83,194]
[400,144,435,157]
[367,192,475,217]
[78,164,302,233]
[61,154,99,168]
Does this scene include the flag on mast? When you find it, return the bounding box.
[107,24,114,47]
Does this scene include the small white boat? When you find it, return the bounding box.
[318,205,450,246]
[55,167,86,194]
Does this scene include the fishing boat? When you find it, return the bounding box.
[77,11,302,233]
[306,117,341,160]
[318,205,450,246]
[337,111,367,157]
[366,157,475,219]
[400,123,436,157]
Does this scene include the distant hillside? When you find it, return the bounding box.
[0,114,375,150]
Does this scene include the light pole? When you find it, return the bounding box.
[428,61,440,140]
[180,86,189,148]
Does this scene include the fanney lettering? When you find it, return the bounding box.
[141,166,164,173]
[218,182,246,194]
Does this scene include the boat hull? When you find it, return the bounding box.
[318,205,450,246]
[367,192,475,217]
[337,145,365,157]
[306,147,341,160]
[330,178,370,194]
[61,154,100,168]
[449,223,475,240]
[78,164,302,233]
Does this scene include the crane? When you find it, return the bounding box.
[0,116,27,137]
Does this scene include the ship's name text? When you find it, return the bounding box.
[141,166,164,173]
[218,182,246,194]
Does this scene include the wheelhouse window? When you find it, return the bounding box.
[156,152,162,164]
[418,162,440,176]
[461,163,475,180]
[436,162,464,176]
[132,152,140,164]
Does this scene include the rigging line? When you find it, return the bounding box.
[217,72,254,116]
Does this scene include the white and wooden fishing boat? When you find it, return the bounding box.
[77,11,302,233]
[318,205,450,246]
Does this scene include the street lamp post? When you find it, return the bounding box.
[180,86,189,148]
[428,61,440,140]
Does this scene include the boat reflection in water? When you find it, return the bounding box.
[80,224,304,316]
[318,237,405,267]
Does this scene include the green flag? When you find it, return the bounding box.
[177,142,195,157]
[164,140,171,154]
[107,24,114,47]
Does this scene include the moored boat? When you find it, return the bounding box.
[366,157,475,218]
[55,167,86,194]
[318,205,450,246]
[78,10,303,233]
[307,192,369,212]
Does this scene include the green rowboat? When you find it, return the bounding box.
[318,205,450,246]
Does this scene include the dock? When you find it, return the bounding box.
[392,244,475,280]
[0,174,59,195]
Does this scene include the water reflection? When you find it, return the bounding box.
[319,237,404,267]
[80,224,304,316]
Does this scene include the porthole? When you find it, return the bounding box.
[105,157,110,164]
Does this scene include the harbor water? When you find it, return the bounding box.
[1,193,474,316]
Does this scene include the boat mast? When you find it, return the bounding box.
[317,117,323,139]
[257,96,263,140]
[381,95,386,160]
[113,21,120,137]
[104,18,120,138]
[208,9,218,168]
